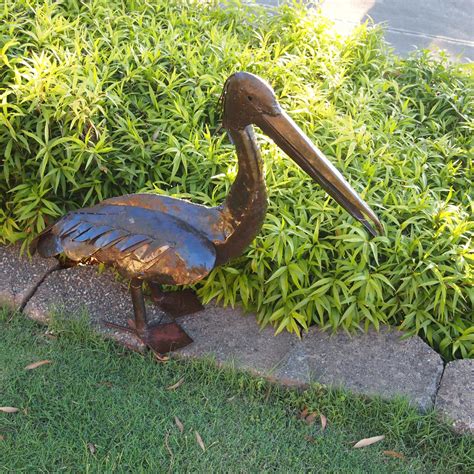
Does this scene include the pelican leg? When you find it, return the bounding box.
[130,278,147,336]
[105,279,193,354]
[149,282,204,317]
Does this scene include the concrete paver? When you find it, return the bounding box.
[177,304,297,376]
[436,359,474,434]
[0,245,57,310]
[275,326,444,410]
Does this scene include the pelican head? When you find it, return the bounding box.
[221,72,383,236]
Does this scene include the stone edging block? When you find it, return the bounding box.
[274,326,444,411]
[0,244,57,309]
[176,305,296,376]
[435,359,474,434]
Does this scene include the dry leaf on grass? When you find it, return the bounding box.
[353,435,385,448]
[174,416,184,433]
[154,352,170,363]
[87,443,96,455]
[304,435,316,443]
[25,360,52,370]
[195,431,205,451]
[0,407,19,413]
[299,408,326,429]
[305,412,317,425]
[0,435,4,441]
[164,432,173,459]
[383,450,405,460]
[320,414,327,431]
[166,378,185,391]
[264,386,272,402]
[298,408,309,419]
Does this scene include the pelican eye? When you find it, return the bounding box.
[247,95,253,101]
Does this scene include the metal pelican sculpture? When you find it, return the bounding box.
[32,73,382,353]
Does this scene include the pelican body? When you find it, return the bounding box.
[33,73,382,353]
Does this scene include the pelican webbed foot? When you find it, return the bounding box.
[105,279,193,354]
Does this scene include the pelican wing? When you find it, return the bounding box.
[101,193,229,243]
[34,204,216,285]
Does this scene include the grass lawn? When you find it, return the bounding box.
[1,309,472,472]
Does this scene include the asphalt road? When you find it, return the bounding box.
[257,0,474,62]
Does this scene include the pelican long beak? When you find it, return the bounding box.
[258,110,383,236]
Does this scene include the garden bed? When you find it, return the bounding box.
[0,0,472,359]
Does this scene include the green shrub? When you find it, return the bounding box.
[0,0,472,359]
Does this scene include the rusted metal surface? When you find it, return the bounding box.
[104,278,193,354]
[32,72,382,353]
